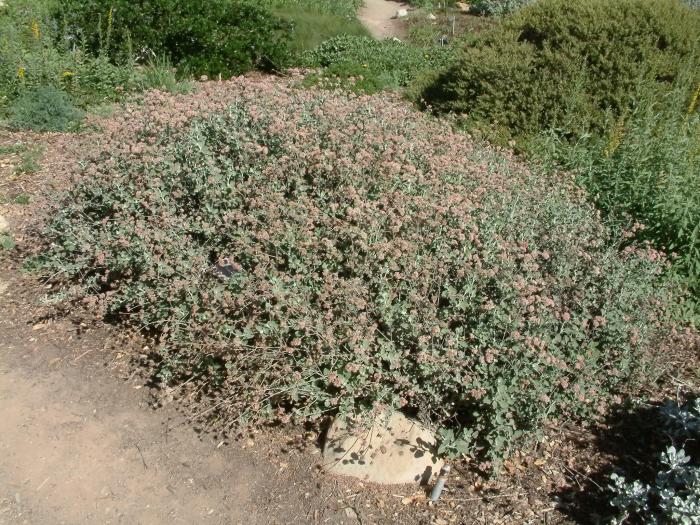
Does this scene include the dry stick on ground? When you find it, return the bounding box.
[133,443,148,470]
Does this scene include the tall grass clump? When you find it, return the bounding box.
[33,78,676,465]
[303,35,455,94]
[258,0,363,17]
[535,62,700,322]
[272,7,369,57]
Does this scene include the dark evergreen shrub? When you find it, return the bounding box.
[423,0,700,140]
[57,0,293,77]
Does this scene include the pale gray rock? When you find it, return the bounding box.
[322,412,444,485]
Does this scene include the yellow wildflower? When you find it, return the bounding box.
[688,82,700,114]
[17,67,25,79]
[603,117,625,158]
[31,19,40,40]
[62,70,74,78]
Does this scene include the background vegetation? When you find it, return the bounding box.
[0,0,370,128]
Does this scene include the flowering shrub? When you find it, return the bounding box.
[34,77,676,464]
[0,1,137,108]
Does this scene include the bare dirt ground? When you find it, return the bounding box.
[357,0,409,39]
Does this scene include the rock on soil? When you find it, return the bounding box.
[0,215,8,234]
[323,412,444,485]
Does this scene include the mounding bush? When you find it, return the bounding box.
[9,84,83,131]
[34,78,676,464]
[56,0,293,77]
[423,0,700,140]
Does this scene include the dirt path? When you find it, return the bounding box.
[0,341,261,525]
[357,0,409,39]
[0,267,297,525]
[0,269,401,525]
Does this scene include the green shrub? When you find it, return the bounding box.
[470,0,537,16]
[534,63,700,323]
[303,35,455,93]
[9,84,83,131]
[34,79,676,465]
[57,0,293,77]
[0,0,137,108]
[423,0,700,141]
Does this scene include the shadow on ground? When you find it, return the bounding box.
[555,394,699,524]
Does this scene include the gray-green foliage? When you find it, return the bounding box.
[609,399,700,524]
[9,84,83,131]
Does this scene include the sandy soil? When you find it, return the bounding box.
[357,0,409,39]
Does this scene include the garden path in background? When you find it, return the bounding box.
[357,0,408,39]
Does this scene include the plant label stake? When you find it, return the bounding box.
[430,465,451,502]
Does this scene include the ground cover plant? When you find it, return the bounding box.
[302,35,455,94]
[32,77,678,466]
[607,398,700,523]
